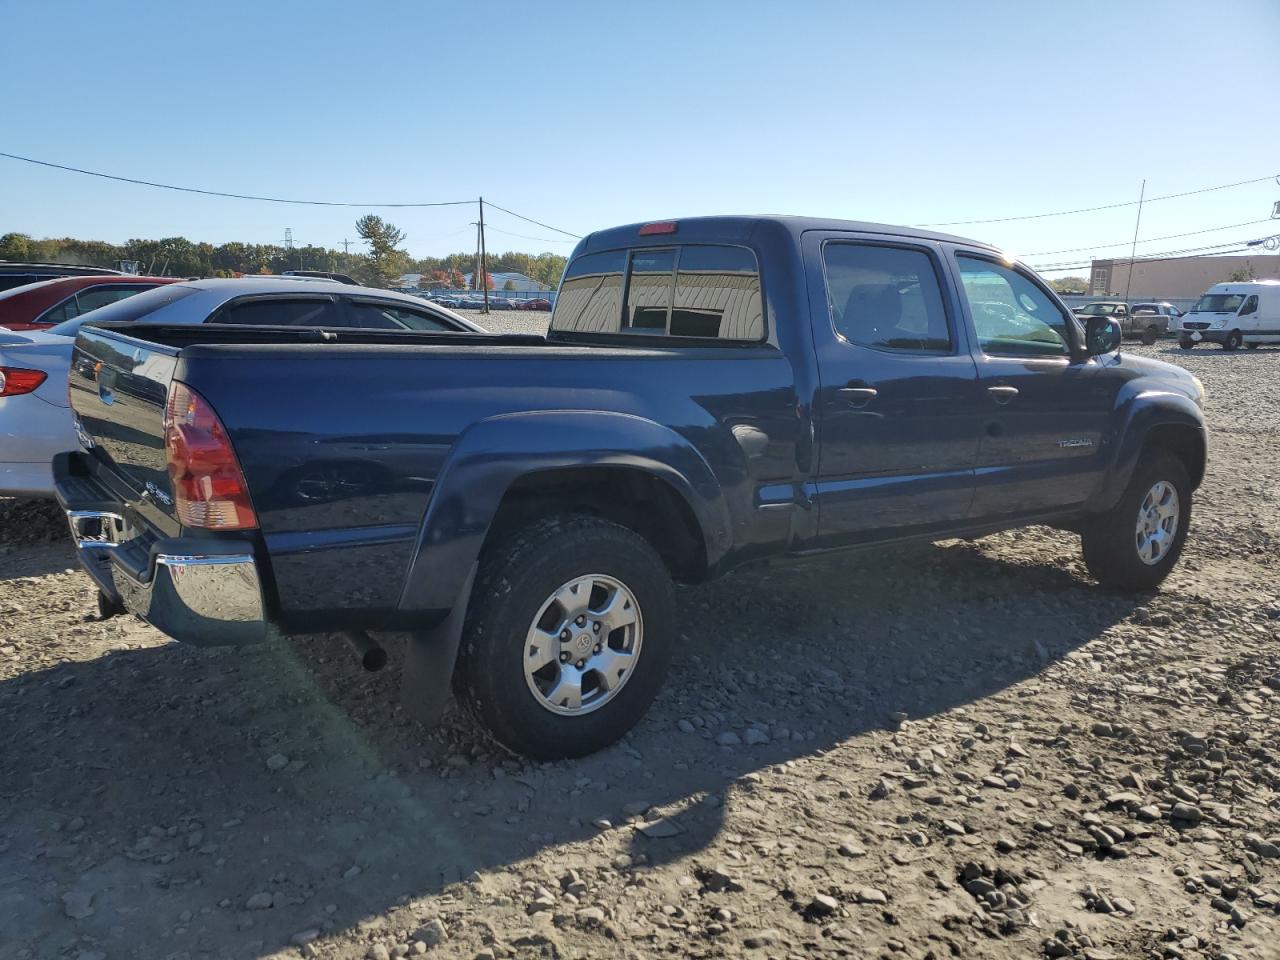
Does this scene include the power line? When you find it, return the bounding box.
[0,150,475,208]
[484,200,582,238]
[1029,238,1262,273]
[919,173,1278,227]
[484,224,576,244]
[1023,219,1273,256]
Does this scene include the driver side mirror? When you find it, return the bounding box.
[1086,316,1123,356]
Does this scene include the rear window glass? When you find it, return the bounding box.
[672,246,763,339]
[551,244,764,341]
[625,249,675,332]
[47,283,200,336]
[551,250,626,334]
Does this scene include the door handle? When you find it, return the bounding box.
[838,386,878,406]
[987,385,1019,404]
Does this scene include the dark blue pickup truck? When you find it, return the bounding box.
[55,216,1207,758]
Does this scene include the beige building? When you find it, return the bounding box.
[1089,254,1280,300]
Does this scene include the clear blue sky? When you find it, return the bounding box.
[3,0,1278,274]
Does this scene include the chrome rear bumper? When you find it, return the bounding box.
[56,461,269,646]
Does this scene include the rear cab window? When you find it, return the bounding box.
[552,244,764,341]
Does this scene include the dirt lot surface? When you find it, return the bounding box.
[2,342,1278,960]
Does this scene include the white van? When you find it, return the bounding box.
[1179,280,1280,350]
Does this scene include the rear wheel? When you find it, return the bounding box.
[1224,329,1243,351]
[1081,450,1190,592]
[455,515,675,760]
[1141,326,1159,346]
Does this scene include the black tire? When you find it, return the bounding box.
[1081,450,1191,592]
[1224,329,1242,351]
[455,515,676,760]
[1246,342,1260,350]
[1141,326,1158,346]
[1179,337,1195,350]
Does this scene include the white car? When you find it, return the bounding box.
[0,326,78,495]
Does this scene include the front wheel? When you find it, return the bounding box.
[1179,337,1195,350]
[455,515,675,760]
[1224,329,1243,351]
[1081,450,1191,592]
[1246,342,1260,350]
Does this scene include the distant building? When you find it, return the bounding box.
[398,273,424,288]
[462,271,550,293]
[1089,254,1280,300]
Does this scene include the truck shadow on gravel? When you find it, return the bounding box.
[1,536,1142,957]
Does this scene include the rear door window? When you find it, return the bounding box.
[823,243,952,353]
[346,301,458,331]
[217,298,347,327]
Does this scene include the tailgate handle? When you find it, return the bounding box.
[98,366,117,405]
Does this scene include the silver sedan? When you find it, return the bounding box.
[0,278,485,496]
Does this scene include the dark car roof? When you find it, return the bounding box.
[0,261,125,275]
[578,215,1000,256]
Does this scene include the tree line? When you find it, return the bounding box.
[0,215,568,291]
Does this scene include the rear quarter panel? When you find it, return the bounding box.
[177,340,804,630]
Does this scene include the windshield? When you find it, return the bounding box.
[1192,293,1245,314]
[1076,303,1119,316]
[44,284,200,336]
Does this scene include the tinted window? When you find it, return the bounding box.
[45,284,201,336]
[347,301,455,331]
[671,246,763,339]
[41,284,152,322]
[624,249,675,332]
[0,274,41,293]
[824,243,951,352]
[550,250,626,333]
[957,257,1072,357]
[219,298,346,327]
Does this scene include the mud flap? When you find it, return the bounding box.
[400,562,477,726]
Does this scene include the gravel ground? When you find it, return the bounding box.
[1,342,1278,960]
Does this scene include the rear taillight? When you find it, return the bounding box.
[163,381,257,530]
[0,367,48,397]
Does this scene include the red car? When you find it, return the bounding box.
[0,275,188,331]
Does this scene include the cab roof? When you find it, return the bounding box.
[578,215,1001,256]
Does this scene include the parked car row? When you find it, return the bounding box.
[420,293,552,311]
[1072,300,1183,345]
[0,277,483,496]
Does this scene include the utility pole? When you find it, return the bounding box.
[1122,179,1145,306]
[479,196,490,314]
[341,238,352,254]
[472,222,481,292]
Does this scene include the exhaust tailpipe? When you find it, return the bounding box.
[341,630,387,672]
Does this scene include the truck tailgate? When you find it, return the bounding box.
[69,326,180,526]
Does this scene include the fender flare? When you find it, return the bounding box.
[396,409,732,617]
[1093,386,1206,509]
